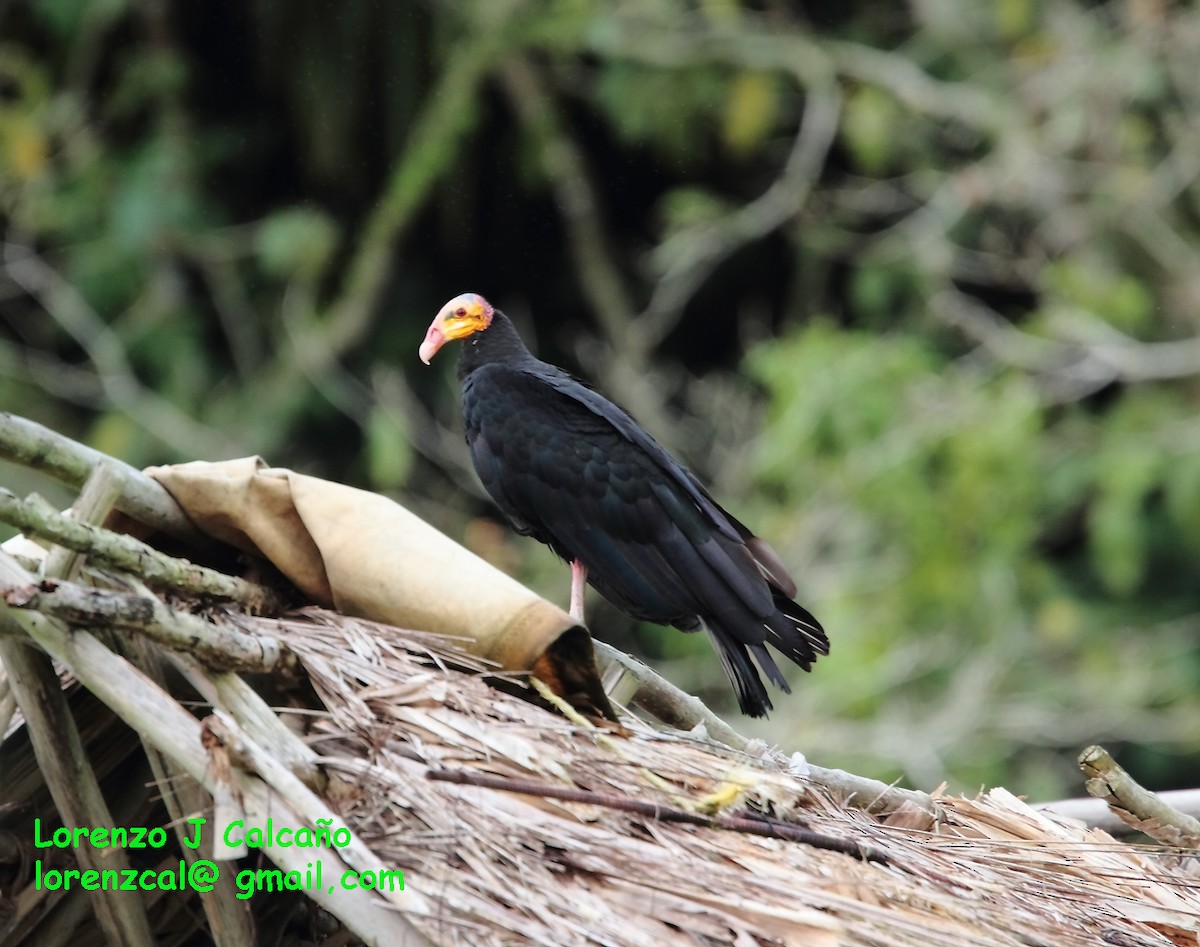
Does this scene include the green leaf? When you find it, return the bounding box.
[722,71,778,157]
[841,86,899,174]
[256,207,339,284]
[1164,452,1200,556]
[364,407,412,490]
[1042,257,1153,334]
[1088,449,1160,596]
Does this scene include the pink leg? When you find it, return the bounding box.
[569,559,588,623]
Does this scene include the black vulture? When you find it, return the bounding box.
[420,292,827,717]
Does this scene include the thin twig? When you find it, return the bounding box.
[1,242,237,459]
[310,30,502,365]
[498,59,641,357]
[498,57,682,446]
[586,16,1003,130]
[933,288,1200,402]
[640,80,842,349]
[427,767,894,865]
[590,639,938,817]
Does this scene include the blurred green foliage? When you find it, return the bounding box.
[2,0,1199,797]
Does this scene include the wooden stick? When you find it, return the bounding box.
[592,639,749,748]
[19,888,94,947]
[1,575,293,673]
[1078,744,1200,846]
[803,763,937,818]
[0,487,286,613]
[0,550,434,947]
[591,640,938,817]
[171,654,324,792]
[132,642,256,947]
[0,412,210,547]
[41,462,122,582]
[1036,788,1200,835]
[0,469,156,947]
[0,675,15,742]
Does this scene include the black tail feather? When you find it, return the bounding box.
[703,594,827,717]
[749,642,792,692]
[762,594,828,669]
[705,625,773,718]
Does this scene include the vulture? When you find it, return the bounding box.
[420,292,827,717]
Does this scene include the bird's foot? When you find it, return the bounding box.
[569,559,587,624]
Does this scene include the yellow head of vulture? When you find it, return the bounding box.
[419,292,495,364]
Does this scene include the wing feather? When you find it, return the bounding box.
[461,359,824,717]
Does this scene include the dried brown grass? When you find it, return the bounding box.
[223,607,1200,947]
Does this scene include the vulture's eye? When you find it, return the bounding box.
[456,307,467,317]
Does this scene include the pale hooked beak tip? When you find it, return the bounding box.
[419,326,444,365]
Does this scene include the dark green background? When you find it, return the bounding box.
[2,0,1198,799]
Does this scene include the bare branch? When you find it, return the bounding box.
[1078,744,1200,846]
[1,574,293,673]
[0,486,287,613]
[0,412,215,548]
[496,57,697,451]
[1,242,238,459]
[594,639,750,749]
[587,15,1002,129]
[427,767,896,865]
[499,59,641,360]
[591,640,938,817]
[933,288,1200,400]
[316,32,498,363]
[1036,788,1200,836]
[640,81,842,348]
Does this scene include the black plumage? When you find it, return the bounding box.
[422,294,828,717]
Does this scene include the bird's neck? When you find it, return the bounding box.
[457,311,541,380]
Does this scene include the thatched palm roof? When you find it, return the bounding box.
[1,412,1198,946]
[264,610,1200,947]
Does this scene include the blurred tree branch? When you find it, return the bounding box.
[1,241,239,459]
[499,59,640,360]
[587,12,1005,130]
[499,57,677,440]
[640,80,841,351]
[934,288,1200,402]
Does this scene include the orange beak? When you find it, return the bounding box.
[419,292,493,364]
